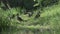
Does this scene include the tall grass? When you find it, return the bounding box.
[0,0,60,34]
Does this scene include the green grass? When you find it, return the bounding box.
[0,1,60,34]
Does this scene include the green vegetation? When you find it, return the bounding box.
[0,0,60,34]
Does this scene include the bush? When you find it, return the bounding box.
[0,0,59,10]
[41,0,59,7]
[0,0,38,10]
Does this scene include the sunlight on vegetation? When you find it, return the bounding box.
[0,0,60,34]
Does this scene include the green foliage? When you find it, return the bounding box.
[0,0,59,10]
[0,0,60,34]
[41,0,59,7]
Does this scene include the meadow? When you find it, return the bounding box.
[0,0,60,34]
